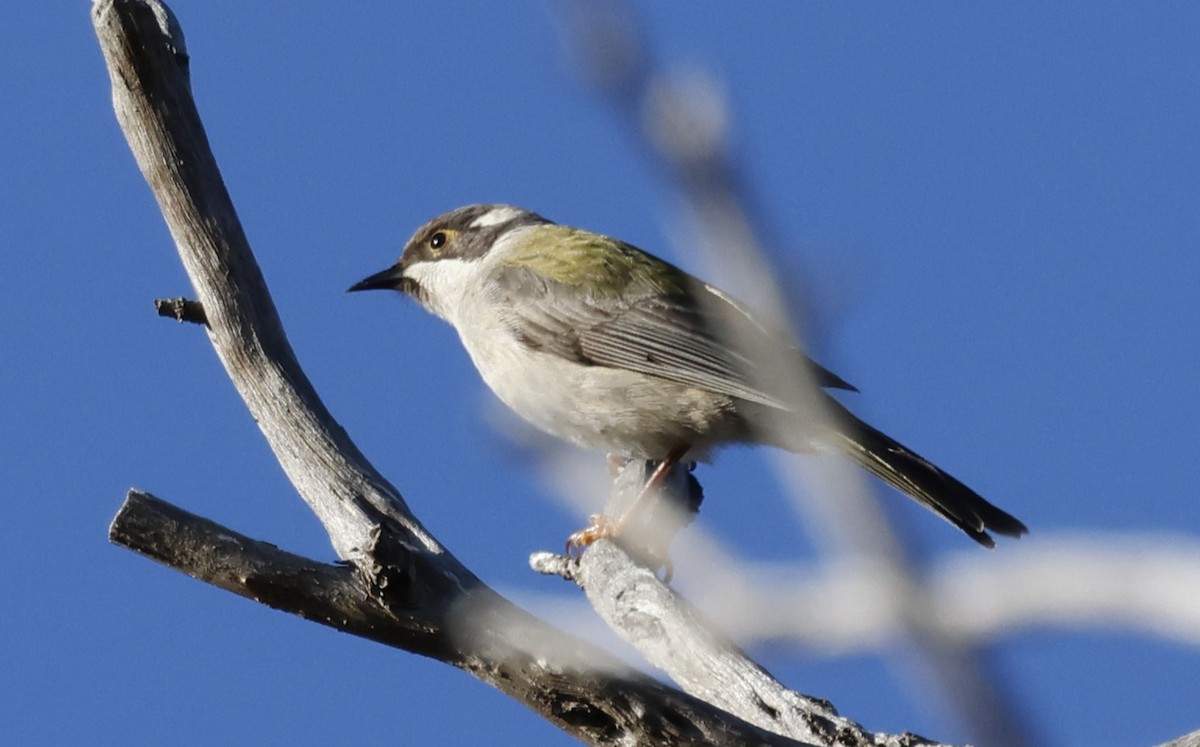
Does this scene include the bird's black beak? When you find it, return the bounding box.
[347,263,405,293]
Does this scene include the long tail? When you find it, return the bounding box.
[824,399,1027,547]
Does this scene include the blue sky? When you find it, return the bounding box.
[3,2,1199,745]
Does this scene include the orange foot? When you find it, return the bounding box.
[565,514,619,556]
[563,515,675,582]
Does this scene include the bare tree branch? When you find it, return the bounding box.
[108,492,800,746]
[1158,730,1200,747]
[154,297,207,325]
[572,543,877,746]
[91,0,984,744]
[530,462,929,745]
[93,0,952,744]
[92,1,819,744]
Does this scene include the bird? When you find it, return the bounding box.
[349,204,1027,548]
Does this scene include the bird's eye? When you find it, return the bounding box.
[430,231,447,249]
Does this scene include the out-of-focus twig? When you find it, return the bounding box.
[525,457,1200,651]
[551,3,1034,744]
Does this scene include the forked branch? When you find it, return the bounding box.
[94,1,945,744]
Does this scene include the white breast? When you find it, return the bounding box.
[404,240,744,459]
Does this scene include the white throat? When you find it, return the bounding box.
[402,258,479,326]
[403,224,534,329]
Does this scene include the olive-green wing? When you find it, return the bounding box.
[493,260,854,409]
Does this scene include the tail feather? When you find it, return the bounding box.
[825,400,1027,547]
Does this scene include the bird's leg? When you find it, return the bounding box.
[563,458,633,555]
[564,446,690,558]
[614,444,690,532]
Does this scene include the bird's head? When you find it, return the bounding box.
[348,204,550,318]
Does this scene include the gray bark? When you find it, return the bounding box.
[1158,731,1200,747]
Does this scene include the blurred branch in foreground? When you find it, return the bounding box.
[550,3,1115,746]
[522,527,1200,651]
[548,5,1200,744]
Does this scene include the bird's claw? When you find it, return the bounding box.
[564,514,619,557]
[564,513,675,583]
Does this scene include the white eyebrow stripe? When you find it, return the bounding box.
[470,206,523,228]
